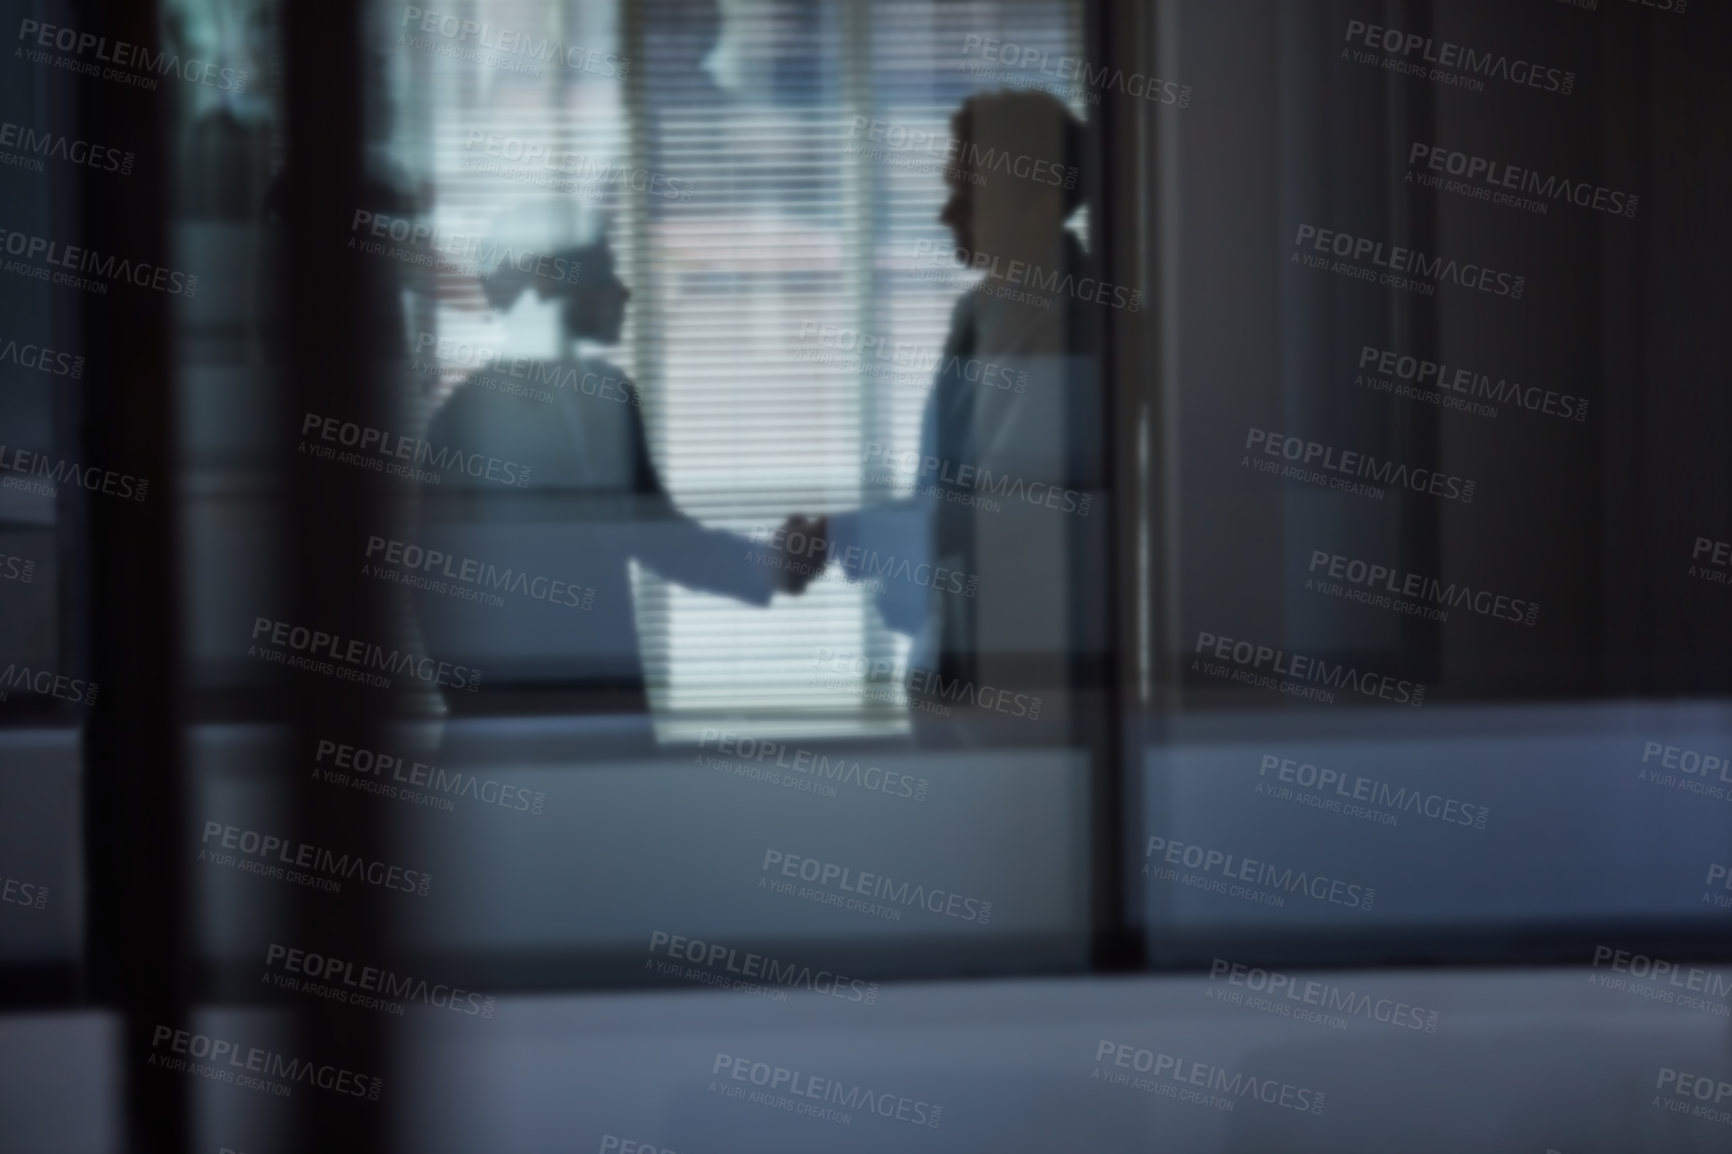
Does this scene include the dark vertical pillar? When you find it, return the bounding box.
[283,5,395,1153]
[78,0,186,1148]
[1393,0,1443,690]
[1087,0,1143,974]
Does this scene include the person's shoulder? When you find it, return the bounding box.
[432,362,549,423]
[578,356,633,386]
[572,357,643,409]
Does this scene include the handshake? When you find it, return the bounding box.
[771,514,830,595]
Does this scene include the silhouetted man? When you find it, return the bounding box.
[784,89,1104,743]
[411,221,810,724]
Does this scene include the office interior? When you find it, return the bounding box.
[1,0,1729,1151]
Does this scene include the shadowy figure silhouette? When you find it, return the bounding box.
[411,220,804,722]
[781,90,1102,742]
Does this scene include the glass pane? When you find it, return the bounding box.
[1137,0,1732,963]
[377,0,1100,990]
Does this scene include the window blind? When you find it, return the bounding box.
[387,0,1081,738]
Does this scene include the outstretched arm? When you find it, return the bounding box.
[787,293,974,635]
[623,385,784,606]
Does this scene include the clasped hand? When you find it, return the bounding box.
[774,514,828,594]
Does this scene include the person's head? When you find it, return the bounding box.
[939,90,1085,264]
[481,231,631,345]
